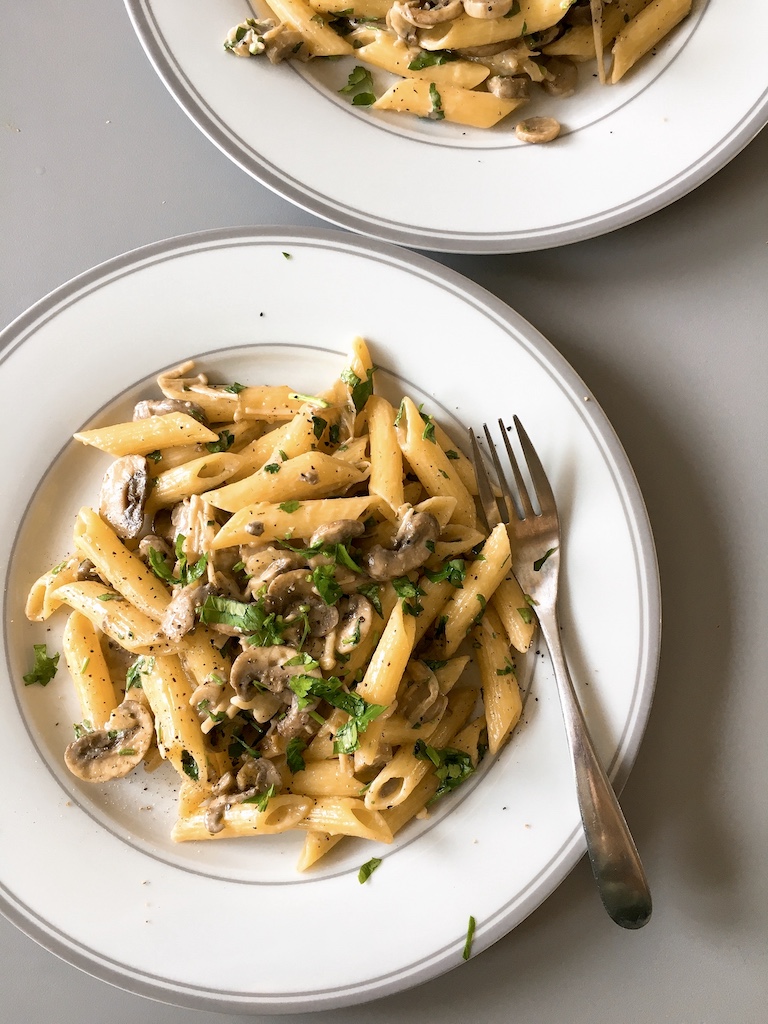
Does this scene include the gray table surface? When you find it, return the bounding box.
[2,3,767,1022]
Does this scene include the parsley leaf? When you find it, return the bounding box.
[340,65,373,94]
[286,737,307,774]
[148,534,208,587]
[312,415,328,439]
[341,366,375,412]
[312,563,342,606]
[428,83,445,121]
[279,500,302,514]
[358,857,382,883]
[198,594,284,645]
[23,644,59,686]
[463,915,476,960]
[181,749,200,781]
[264,462,281,474]
[224,382,246,394]
[425,558,466,589]
[392,576,425,616]
[408,50,452,70]
[414,740,475,799]
[446,449,460,460]
[517,606,533,625]
[126,655,155,689]
[206,429,234,453]
[533,547,557,571]
[243,783,277,811]
[357,581,382,617]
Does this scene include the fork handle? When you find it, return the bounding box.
[537,611,652,929]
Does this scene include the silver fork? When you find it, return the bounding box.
[470,417,652,930]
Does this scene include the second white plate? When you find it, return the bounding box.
[124,0,768,252]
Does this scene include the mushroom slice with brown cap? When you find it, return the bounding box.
[64,700,153,783]
[230,644,321,702]
[99,455,150,539]
[204,756,283,834]
[336,594,375,654]
[309,519,366,549]
[398,0,464,28]
[133,398,205,421]
[515,115,561,143]
[486,75,530,99]
[363,510,440,581]
[462,0,515,19]
[267,569,340,637]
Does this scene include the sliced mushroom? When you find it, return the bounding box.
[386,3,420,43]
[230,644,321,701]
[336,594,375,654]
[267,569,340,637]
[204,756,283,833]
[64,700,153,782]
[398,663,446,726]
[541,57,578,98]
[161,581,207,642]
[515,116,561,143]
[263,23,306,64]
[486,75,530,100]
[395,0,463,28]
[462,0,515,19]
[139,534,174,563]
[309,519,366,548]
[99,455,150,539]
[133,398,205,421]
[363,510,440,581]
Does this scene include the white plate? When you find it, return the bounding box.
[0,228,659,1013]
[124,0,768,253]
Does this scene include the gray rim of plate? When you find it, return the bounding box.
[123,0,767,254]
[0,227,662,1014]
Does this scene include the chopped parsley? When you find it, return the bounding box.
[392,576,425,616]
[264,462,281,474]
[224,381,246,394]
[23,644,59,686]
[421,413,436,443]
[496,658,516,677]
[414,740,475,800]
[533,547,557,571]
[358,857,382,883]
[198,594,285,646]
[126,655,155,689]
[286,737,307,774]
[206,429,235,453]
[446,449,460,460]
[148,534,208,587]
[336,57,375,103]
[146,449,163,463]
[181,749,200,781]
[243,783,277,811]
[312,563,342,606]
[340,366,375,412]
[96,592,122,601]
[394,398,406,427]
[425,558,466,589]
[357,581,382,617]
[288,674,384,753]
[503,0,520,15]
[517,606,534,625]
[279,499,302,514]
[282,252,292,259]
[312,415,328,439]
[428,83,445,121]
[463,915,476,960]
[408,50,453,70]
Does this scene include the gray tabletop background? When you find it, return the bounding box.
[2,2,767,1022]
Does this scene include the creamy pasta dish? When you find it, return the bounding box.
[25,339,535,870]
[223,0,692,136]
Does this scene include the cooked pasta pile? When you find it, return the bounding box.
[25,338,535,870]
[223,0,692,135]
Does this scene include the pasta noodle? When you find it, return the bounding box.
[222,0,693,136]
[25,338,533,869]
